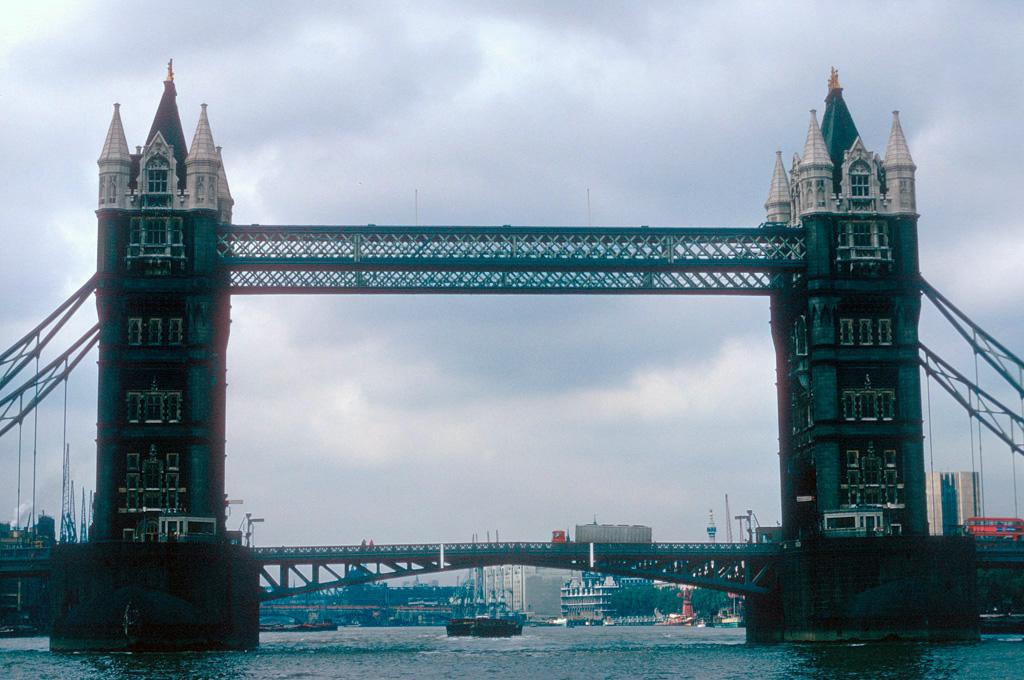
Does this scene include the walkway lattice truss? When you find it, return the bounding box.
[219,225,805,294]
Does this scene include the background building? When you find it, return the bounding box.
[560,572,651,623]
[523,567,568,619]
[574,523,652,543]
[926,471,980,536]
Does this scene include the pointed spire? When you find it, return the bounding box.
[186,104,218,163]
[765,150,792,223]
[146,67,188,190]
[884,110,915,169]
[98,103,130,164]
[801,109,832,169]
[820,68,860,187]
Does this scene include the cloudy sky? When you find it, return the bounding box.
[1,1,1022,546]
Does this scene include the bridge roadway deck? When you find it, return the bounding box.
[253,541,780,600]
[4,539,1022,594]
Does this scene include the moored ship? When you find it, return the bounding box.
[446,617,523,637]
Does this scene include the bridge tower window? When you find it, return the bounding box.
[126,217,185,270]
[878,318,893,345]
[794,316,808,356]
[840,443,903,508]
[147,318,162,345]
[126,387,183,423]
[838,317,893,346]
[127,317,143,345]
[837,221,892,265]
[146,156,169,194]
[168,317,183,345]
[840,318,855,345]
[841,385,896,421]
[858,318,873,345]
[850,161,871,197]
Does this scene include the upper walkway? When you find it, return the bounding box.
[217,224,805,294]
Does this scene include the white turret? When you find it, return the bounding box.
[97,103,131,209]
[793,109,833,217]
[765,150,792,224]
[185,104,220,210]
[883,111,916,214]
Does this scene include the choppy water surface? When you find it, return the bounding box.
[2,627,1023,679]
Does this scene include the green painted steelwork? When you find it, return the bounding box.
[218,225,805,294]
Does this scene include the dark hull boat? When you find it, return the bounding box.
[446,617,523,637]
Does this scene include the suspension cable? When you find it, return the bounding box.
[926,371,938,532]
[61,363,69,542]
[31,353,39,531]
[1018,366,1024,517]
[16,393,23,529]
[974,343,986,516]
[968,393,977,495]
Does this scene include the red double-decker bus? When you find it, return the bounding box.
[964,517,1024,540]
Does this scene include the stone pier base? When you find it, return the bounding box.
[50,542,259,651]
[746,536,977,642]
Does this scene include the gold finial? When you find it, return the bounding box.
[828,66,840,92]
[165,59,174,82]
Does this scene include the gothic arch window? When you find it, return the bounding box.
[196,175,205,202]
[815,179,826,207]
[146,156,169,194]
[794,316,808,356]
[107,176,117,202]
[849,161,871,197]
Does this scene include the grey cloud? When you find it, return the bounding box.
[2,2,1023,543]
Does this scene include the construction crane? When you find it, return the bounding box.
[59,443,76,544]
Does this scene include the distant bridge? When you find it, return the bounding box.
[7,539,1024,602]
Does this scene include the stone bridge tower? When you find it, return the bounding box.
[93,62,233,543]
[754,71,975,642]
[768,69,924,541]
[50,65,256,652]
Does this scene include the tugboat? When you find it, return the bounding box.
[446,616,523,637]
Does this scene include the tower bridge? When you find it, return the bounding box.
[2,66,1024,649]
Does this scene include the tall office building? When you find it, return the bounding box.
[925,471,980,536]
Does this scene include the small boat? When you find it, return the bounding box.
[656,613,697,626]
[446,617,523,637]
[716,615,742,628]
[259,621,338,633]
[0,624,42,638]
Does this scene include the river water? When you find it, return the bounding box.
[3,627,1023,679]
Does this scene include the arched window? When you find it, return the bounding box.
[146,156,169,194]
[849,161,870,197]
[794,315,808,356]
